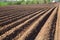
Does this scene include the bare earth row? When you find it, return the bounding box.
[0,3,60,40]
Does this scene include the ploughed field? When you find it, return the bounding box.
[0,3,60,40]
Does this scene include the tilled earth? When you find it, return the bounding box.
[0,3,60,40]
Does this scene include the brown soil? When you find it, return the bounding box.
[0,3,59,40]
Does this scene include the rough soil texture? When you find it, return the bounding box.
[0,3,60,40]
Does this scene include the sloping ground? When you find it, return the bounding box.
[0,3,60,40]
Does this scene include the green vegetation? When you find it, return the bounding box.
[0,2,8,6]
[0,0,58,6]
[0,2,14,6]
